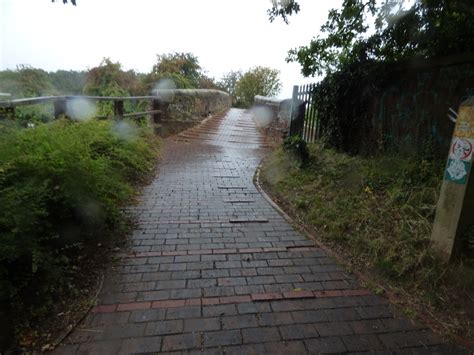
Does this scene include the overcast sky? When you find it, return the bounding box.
[0,0,341,98]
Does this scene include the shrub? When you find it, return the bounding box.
[282,135,309,167]
[0,118,159,340]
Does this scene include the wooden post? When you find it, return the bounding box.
[9,107,15,120]
[152,99,167,135]
[114,100,124,119]
[0,107,15,120]
[54,98,68,119]
[430,97,474,262]
[152,99,167,123]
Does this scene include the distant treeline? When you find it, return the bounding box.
[0,53,282,109]
[0,53,220,100]
[0,65,86,98]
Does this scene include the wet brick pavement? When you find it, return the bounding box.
[54,109,469,354]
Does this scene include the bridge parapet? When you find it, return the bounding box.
[0,89,232,136]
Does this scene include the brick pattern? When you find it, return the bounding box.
[54,109,468,354]
[90,288,374,314]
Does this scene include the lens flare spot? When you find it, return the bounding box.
[67,98,97,121]
[252,106,273,128]
[152,78,177,102]
[111,120,138,140]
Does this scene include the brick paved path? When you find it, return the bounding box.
[55,109,468,354]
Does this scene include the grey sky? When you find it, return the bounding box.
[0,0,340,98]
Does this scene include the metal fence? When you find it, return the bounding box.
[289,84,320,142]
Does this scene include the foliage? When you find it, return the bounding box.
[0,67,86,99]
[148,52,202,89]
[234,66,281,108]
[268,0,300,24]
[261,144,474,336]
[49,70,86,95]
[142,52,220,92]
[83,58,145,116]
[282,135,309,167]
[0,67,88,126]
[52,0,76,5]
[0,65,56,99]
[217,70,242,100]
[0,119,159,343]
[198,74,219,90]
[0,53,223,110]
[270,0,474,156]
[271,0,474,76]
[311,61,386,154]
[153,53,201,83]
[83,58,143,97]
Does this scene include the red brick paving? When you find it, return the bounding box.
[54,109,468,354]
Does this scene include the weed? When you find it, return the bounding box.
[282,135,309,167]
[261,143,474,338]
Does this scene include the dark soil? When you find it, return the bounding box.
[10,236,127,353]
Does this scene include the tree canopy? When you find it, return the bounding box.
[83,58,143,97]
[270,0,474,77]
[268,0,300,24]
[0,65,54,98]
[234,67,281,108]
[52,0,76,5]
[218,71,242,104]
[150,52,202,89]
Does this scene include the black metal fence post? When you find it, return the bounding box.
[289,85,299,137]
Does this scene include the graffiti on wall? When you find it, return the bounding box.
[373,62,474,155]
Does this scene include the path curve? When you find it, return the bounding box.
[55,109,467,354]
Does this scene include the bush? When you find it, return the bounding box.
[0,119,159,340]
[283,135,309,167]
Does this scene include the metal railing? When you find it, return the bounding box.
[289,84,320,142]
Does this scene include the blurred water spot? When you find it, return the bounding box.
[67,98,97,121]
[252,106,273,128]
[152,78,177,102]
[112,120,138,140]
[80,199,103,221]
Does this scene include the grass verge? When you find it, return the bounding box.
[260,142,474,342]
[0,118,160,350]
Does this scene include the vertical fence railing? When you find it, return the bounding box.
[289,83,319,143]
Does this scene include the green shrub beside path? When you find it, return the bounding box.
[0,119,159,343]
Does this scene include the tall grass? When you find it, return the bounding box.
[261,142,474,337]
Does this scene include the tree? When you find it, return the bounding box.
[83,58,143,97]
[149,52,202,89]
[52,0,76,5]
[270,0,474,77]
[0,65,55,98]
[269,0,474,155]
[198,74,219,90]
[234,67,281,108]
[83,58,144,116]
[49,70,86,95]
[218,70,242,104]
[268,0,300,24]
